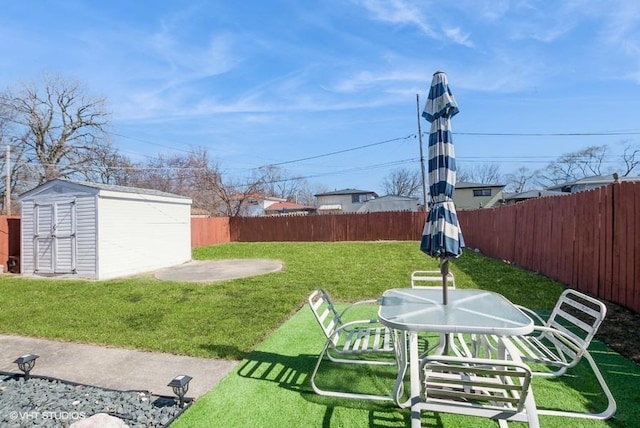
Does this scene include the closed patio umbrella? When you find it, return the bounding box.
[420,70,464,305]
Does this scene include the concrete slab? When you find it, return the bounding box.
[154,259,283,282]
[0,334,238,399]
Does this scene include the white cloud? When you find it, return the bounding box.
[355,0,436,36]
[443,27,474,47]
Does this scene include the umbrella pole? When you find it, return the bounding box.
[416,94,428,208]
[441,258,450,354]
[440,258,449,305]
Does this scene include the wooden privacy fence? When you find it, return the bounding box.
[191,217,231,247]
[457,181,639,313]
[4,183,638,312]
[229,211,427,242]
[0,216,20,273]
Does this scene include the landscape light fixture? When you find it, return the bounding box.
[14,354,39,380]
[168,375,192,408]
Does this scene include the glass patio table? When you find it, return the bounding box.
[377,288,534,428]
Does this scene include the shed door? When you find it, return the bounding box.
[34,200,77,274]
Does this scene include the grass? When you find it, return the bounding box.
[0,241,636,426]
[174,302,640,427]
[0,242,561,360]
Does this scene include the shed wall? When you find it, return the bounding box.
[20,196,98,277]
[75,196,99,276]
[96,196,191,279]
[20,200,35,274]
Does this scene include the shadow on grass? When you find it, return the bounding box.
[236,350,398,397]
[177,306,640,427]
[235,349,451,427]
[532,340,640,427]
[450,249,563,309]
[198,343,246,360]
[236,350,315,393]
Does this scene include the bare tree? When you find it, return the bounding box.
[125,148,223,215]
[126,147,277,217]
[620,141,640,177]
[382,167,422,197]
[537,144,617,187]
[504,166,539,193]
[77,142,135,185]
[256,164,309,202]
[209,173,264,217]
[0,74,112,186]
[457,163,503,184]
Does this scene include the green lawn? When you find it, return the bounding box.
[1,242,635,426]
[0,242,562,360]
[174,301,639,427]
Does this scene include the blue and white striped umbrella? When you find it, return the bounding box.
[420,71,464,303]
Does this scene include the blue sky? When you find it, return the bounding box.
[2,0,640,194]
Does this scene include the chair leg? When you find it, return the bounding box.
[310,341,396,402]
[535,351,616,420]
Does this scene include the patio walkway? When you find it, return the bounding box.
[0,334,238,399]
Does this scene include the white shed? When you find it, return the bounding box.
[19,179,192,280]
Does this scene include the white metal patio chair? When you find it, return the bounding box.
[488,289,616,420]
[418,352,539,427]
[308,289,406,402]
[410,270,456,288]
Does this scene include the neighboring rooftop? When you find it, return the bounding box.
[546,174,640,192]
[315,188,378,197]
[264,201,316,212]
[455,181,505,189]
[503,189,565,202]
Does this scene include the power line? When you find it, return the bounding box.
[267,134,416,167]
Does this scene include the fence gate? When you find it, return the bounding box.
[33,200,77,274]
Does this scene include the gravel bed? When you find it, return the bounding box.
[0,374,187,427]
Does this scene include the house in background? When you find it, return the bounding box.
[315,189,378,214]
[264,201,317,216]
[357,195,420,213]
[545,174,640,193]
[232,193,288,216]
[190,207,212,218]
[503,189,565,205]
[454,181,505,210]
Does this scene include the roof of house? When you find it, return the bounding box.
[314,188,378,197]
[503,189,565,201]
[455,181,505,189]
[374,195,420,201]
[229,192,287,202]
[264,202,316,212]
[545,174,640,191]
[317,204,342,210]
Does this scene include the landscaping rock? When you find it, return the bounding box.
[0,375,185,427]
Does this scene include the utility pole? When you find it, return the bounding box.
[4,144,10,215]
[416,94,428,209]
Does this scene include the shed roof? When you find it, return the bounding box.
[20,179,191,201]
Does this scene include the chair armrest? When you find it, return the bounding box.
[332,318,386,334]
[337,298,381,319]
[530,325,584,356]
